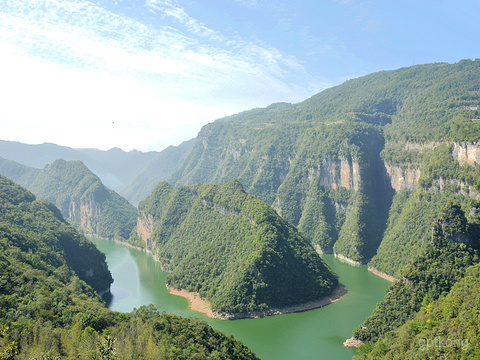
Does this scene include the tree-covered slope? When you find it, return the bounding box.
[120,139,195,206]
[170,59,480,266]
[132,180,338,314]
[0,158,137,241]
[0,174,113,293]
[351,202,480,357]
[371,144,480,276]
[355,262,480,359]
[0,156,39,185]
[0,175,259,359]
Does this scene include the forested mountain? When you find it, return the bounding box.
[0,175,259,359]
[130,180,338,315]
[0,158,137,241]
[120,139,195,206]
[0,140,195,204]
[170,59,480,270]
[0,174,113,293]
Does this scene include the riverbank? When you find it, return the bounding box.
[343,337,365,348]
[167,284,348,320]
[334,253,364,266]
[368,267,396,282]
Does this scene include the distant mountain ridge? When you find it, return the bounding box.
[0,139,194,205]
[0,140,155,190]
[119,139,195,205]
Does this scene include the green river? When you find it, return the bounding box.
[91,237,389,360]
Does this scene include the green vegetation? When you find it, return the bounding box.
[0,174,113,293]
[353,202,480,351]
[0,159,137,241]
[132,180,338,314]
[171,60,480,264]
[371,144,480,276]
[0,175,258,359]
[355,262,480,359]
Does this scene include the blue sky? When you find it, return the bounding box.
[1,0,479,151]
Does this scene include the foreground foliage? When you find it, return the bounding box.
[355,262,480,359]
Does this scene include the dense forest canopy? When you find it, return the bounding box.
[132,180,338,314]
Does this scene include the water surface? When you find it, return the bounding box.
[91,237,389,360]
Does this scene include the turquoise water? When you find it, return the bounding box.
[91,238,389,360]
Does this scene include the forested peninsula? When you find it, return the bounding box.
[0,175,259,359]
[130,180,339,318]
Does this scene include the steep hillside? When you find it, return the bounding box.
[170,59,480,267]
[131,180,339,316]
[0,174,113,293]
[355,264,480,359]
[0,156,39,185]
[120,139,195,205]
[353,202,479,342]
[0,175,258,359]
[0,158,137,241]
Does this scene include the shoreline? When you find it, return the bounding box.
[334,253,364,266]
[166,284,348,320]
[368,266,396,282]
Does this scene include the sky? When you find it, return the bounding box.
[1,0,479,152]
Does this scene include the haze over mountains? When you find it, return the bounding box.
[0,139,194,206]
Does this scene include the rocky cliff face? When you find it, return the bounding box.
[68,196,100,234]
[383,142,480,193]
[384,165,421,191]
[314,157,363,191]
[452,142,480,165]
[136,211,154,242]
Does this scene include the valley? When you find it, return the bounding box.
[2,59,480,358]
[91,237,390,360]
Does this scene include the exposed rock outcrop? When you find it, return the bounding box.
[384,164,421,191]
[452,142,480,165]
[69,196,100,235]
[136,212,154,242]
[343,337,365,348]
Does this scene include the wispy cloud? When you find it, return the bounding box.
[232,0,261,9]
[0,0,322,150]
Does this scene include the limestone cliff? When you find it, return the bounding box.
[384,164,421,191]
[452,142,480,165]
[69,195,101,235]
[136,211,154,243]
